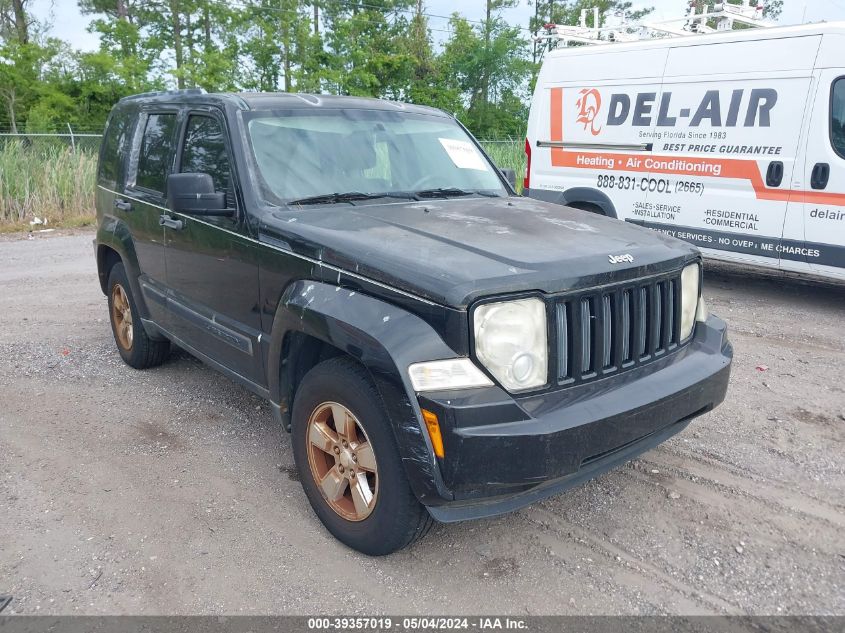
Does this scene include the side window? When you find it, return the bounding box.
[832,78,845,159]
[136,113,177,193]
[180,115,232,196]
[98,108,134,187]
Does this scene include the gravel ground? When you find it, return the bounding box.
[0,230,843,616]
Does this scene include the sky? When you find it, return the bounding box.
[30,0,845,53]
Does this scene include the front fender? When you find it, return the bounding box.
[267,280,461,505]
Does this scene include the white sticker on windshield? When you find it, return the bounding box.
[438,138,489,171]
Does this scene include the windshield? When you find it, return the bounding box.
[244,108,507,204]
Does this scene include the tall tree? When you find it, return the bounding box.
[239,0,316,92]
[0,0,54,132]
[441,7,531,137]
[321,0,416,98]
[1,0,34,44]
[80,0,160,92]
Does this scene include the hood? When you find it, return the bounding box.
[259,196,698,308]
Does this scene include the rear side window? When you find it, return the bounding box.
[832,78,845,159]
[136,113,177,193]
[98,108,134,187]
[180,115,231,194]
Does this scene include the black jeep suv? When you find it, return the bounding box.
[94,90,732,555]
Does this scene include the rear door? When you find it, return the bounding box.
[162,108,265,386]
[793,70,845,278]
[123,110,180,324]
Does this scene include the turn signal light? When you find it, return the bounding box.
[421,409,445,458]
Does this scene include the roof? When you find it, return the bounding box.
[118,90,449,118]
[546,20,845,58]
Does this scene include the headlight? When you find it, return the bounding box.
[473,297,548,392]
[408,358,493,392]
[680,263,701,340]
[696,297,709,323]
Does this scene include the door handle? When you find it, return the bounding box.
[114,198,132,212]
[811,163,830,190]
[159,214,184,231]
[766,161,784,187]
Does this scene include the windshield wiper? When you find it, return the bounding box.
[289,191,416,205]
[415,187,500,199]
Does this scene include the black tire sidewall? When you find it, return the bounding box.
[107,263,146,367]
[291,359,422,555]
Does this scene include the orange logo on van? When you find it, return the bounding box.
[576,89,602,136]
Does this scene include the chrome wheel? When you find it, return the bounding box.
[111,283,133,351]
[306,401,379,522]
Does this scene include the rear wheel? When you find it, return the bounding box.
[107,263,170,369]
[567,201,605,216]
[292,357,433,555]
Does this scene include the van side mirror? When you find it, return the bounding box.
[499,167,517,190]
[167,173,234,216]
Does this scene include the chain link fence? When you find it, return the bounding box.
[0,131,103,154]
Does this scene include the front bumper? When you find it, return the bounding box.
[418,315,732,521]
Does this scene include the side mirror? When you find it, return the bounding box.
[167,172,234,216]
[499,167,517,190]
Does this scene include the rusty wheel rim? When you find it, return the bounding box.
[306,401,379,522]
[111,283,133,351]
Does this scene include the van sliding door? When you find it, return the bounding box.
[651,37,818,271]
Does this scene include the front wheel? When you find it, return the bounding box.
[291,357,433,555]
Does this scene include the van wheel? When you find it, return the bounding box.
[107,263,170,369]
[291,357,433,555]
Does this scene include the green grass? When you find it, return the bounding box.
[480,139,526,193]
[0,142,97,229]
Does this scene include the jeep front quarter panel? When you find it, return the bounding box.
[263,274,469,507]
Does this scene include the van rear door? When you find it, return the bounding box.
[789,68,845,279]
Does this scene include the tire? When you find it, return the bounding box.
[291,357,433,555]
[107,262,170,369]
[568,201,605,216]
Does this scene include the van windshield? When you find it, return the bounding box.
[244,109,507,205]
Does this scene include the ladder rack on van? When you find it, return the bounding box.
[534,1,774,49]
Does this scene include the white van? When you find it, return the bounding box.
[525,23,845,282]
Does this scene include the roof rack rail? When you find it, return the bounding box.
[534,0,773,48]
[120,88,207,101]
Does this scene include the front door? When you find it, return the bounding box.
[161,110,265,387]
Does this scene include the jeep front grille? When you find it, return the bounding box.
[555,271,685,386]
